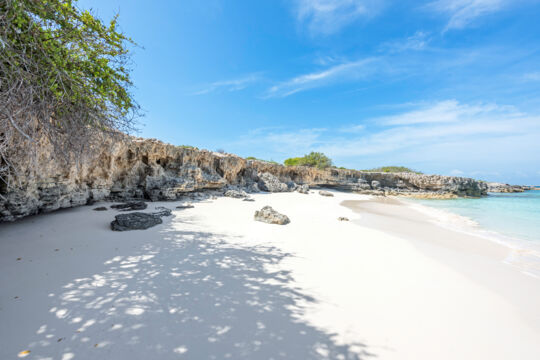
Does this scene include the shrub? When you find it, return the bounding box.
[368,166,422,174]
[1,0,139,191]
[284,152,333,169]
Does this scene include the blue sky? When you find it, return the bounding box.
[79,0,540,184]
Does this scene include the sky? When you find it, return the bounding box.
[79,0,540,184]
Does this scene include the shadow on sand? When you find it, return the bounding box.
[19,222,373,359]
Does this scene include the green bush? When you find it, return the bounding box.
[284,152,333,169]
[368,166,421,174]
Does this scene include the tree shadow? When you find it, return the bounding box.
[17,225,374,359]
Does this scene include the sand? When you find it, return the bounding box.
[1,190,539,359]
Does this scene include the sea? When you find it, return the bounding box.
[407,190,540,277]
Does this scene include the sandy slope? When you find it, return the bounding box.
[1,190,539,359]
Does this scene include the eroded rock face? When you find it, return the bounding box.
[0,135,489,222]
[257,172,290,192]
[486,182,527,193]
[254,206,290,225]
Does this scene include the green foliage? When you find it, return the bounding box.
[367,166,422,174]
[284,152,333,169]
[2,0,137,121]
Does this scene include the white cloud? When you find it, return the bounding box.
[234,100,540,177]
[192,74,260,95]
[427,0,510,30]
[295,0,384,35]
[375,99,514,125]
[265,58,376,97]
[381,31,431,52]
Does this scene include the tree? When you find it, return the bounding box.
[284,152,333,169]
[0,0,139,192]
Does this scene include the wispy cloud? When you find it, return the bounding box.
[380,31,431,53]
[375,99,514,125]
[192,74,260,95]
[427,0,510,30]
[233,100,540,180]
[265,58,376,97]
[295,0,384,35]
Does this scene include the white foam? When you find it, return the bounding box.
[404,201,540,279]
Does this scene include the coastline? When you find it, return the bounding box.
[1,190,539,359]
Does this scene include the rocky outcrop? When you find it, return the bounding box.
[319,190,334,197]
[254,206,290,225]
[486,182,527,193]
[0,136,489,222]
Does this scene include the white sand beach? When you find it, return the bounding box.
[1,190,540,360]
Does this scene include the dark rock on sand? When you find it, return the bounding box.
[153,207,172,217]
[224,189,249,198]
[111,201,147,211]
[176,204,195,209]
[93,206,108,211]
[338,217,349,221]
[319,190,334,197]
[254,206,290,225]
[111,213,162,231]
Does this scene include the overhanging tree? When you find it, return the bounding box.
[0,0,139,192]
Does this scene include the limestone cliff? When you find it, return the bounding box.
[0,136,488,221]
[486,182,529,193]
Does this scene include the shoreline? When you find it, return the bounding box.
[1,190,539,359]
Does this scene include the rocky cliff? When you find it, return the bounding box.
[0,136,488,221]
[486,182,529,193]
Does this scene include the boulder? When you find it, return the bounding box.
[153,206,172,217]
[257,173,289,192]
[254,206,290,225]
[319,190,334,197]
[93,206,108,211]
[224,189,249,198]
[110,201,147,211]
[176,204,194,209]
[297,184,309,194]
[111,212,162,231]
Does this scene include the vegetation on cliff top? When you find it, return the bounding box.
[284,152,333,169]
[0,0,138,191]
[365,166,422,174]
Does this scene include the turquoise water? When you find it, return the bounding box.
[411,190,540,243]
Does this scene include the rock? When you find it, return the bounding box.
[371,180,381,189]
[110,201,147,211]
[297,184,309,194]
[111,212,162,231]
[257,172,289,192]
[338,217,349,221]
[224,189,249,198]
[0,133,490,222]
[486,182,526,193]
[176,204,194,209]
[93,206,108,211]
[319,190,334,197]
[153,206,172,217]
[242,198,255,202]
[254,206,290,225]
